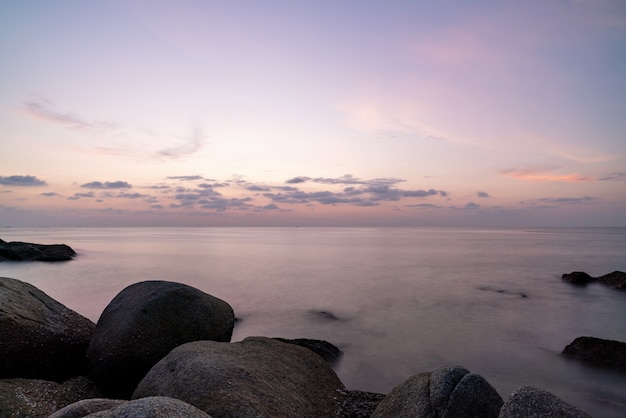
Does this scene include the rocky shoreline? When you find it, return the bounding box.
[0,239,77,262]
[2,275,618,417]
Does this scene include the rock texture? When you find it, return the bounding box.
[49,396,211,418]
[371,366,503,418]
[0,376,102,418]
[273,337,343,364]
[561,271,595,285]
[500,386,592,417]
[0,239,76,261]
[0,277,95,381]
[562,270,626,290]
[132,336,346,417]
[562,336,626,372]
[86,280,235,398]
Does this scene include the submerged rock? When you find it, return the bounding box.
[371,366,503,418]
[500,386,591,417]
[562,336,626,372]
[0,240,76,261]
[132,336,346,417]
[86,280,235,399]
[0,277,95,381]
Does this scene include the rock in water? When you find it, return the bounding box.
[562,336,626,372]
[0,277,95,381]
[500,386,591,417]
[561,271,595,285]
[86,280,235,398]
[49,396,211,418]
[0,241,76,261]
[597,270,626,290]
[132,336,346,417]
[371,366,503,418]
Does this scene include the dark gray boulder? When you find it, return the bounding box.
[562,336,626,372]
[0,376,102,418]
[132,336,346,417]
[337,390,386,418]
[371,366,503,418]
[0,240,76,261]
[48,396,211,418]
[273,337,343,364]
[86,280,235,399]
[561,271,595,285]
[597,270,626,290]
[499,385,591,417]
[0,277,95,381]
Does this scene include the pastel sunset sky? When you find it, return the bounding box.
[1,0,625,227]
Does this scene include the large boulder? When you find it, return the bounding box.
[132,336,346,417]
[273,337,343,364]
[0,376,102,418]
[562,336,626,372]
[48,396,211,418]
[499,385,591,417]
[371,366,503,418]
[597,270,626,290]
[0,277,95,381]
[0,240,76,261]
[86,280,235,398]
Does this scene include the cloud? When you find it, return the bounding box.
[67,192,96,200]
[81,181,132,189]
[0,175,48,186]
[156,127,206,159]
[599,172,626,181]
[247,184,271,192]
[464,202,481,209]
[116,192,148,199]
[286,176,311,184]
[166,175,204,181]
[498,166,593,182]
[476,191,491,198]
[41,192,59,197]
[538,196,596,204]
[24,97,118,131]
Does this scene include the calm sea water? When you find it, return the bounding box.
[1,227,625,416]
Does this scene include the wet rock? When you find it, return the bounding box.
[561,271,595,285]
[86,280,235,399]
[0,277,95,381]
[273,337,343,364]
[597,270,626,290]
[133,336,345,417]
[371,366,503,418]
[562,336,626,372]
[49,396,211,418]
[0,240,76,261]
[499,385,591,417]
[0,376,102,418]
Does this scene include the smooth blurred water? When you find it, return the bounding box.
[1,227,625,416]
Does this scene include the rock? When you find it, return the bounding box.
[597,270,626,290]
[86,280,235,399]
[562,336,626,372]
[499,385,591,417]
[273,337,343,364]
[338,390,386,418]
[561,271,595,285]
[0,241,76,261]
[0,277,95,381]
[371,366,503,418]
[132,336,346,417]
[0,376,102,418]
[49,396,211,418]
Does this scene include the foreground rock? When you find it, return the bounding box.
[0,239,76,261]
[371,366,503,418]
[273,337,343,364]
[500,385,591,417]
[49,396,211,418]
[0,277,95,381]
[0,376,102,418]
[562,336,626,372]
[86,280,235,398]
[133,337,346,417]
[562,270,626,290]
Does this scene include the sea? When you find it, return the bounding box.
[1,226,625,416]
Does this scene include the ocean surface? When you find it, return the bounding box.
[1,227,625,416]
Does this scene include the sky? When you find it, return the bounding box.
[1,0,625,227]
